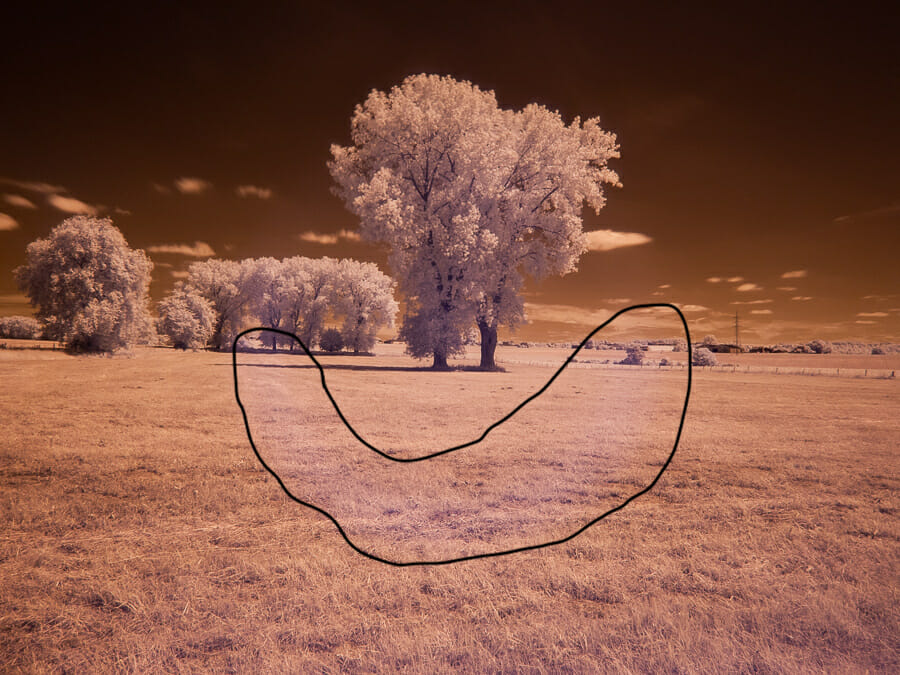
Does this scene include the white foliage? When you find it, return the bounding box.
[14,216,153,352]
[157,284,215,349]
[329,74,619,365]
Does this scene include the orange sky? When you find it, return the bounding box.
[1,3,897,344]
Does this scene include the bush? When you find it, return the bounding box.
[871,345,885,355]
[0,315,42,339]
[692,347,718,366]
[319,328,345,352]
[808,339,832,354]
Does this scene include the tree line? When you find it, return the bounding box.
[13,216,397,354]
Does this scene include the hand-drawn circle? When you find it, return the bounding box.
[232,302,693,566]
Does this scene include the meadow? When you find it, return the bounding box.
[1,342,898,672]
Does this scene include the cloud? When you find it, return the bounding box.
[299,231,339,245]
[236,185,273,199]
[657,284,671,289]
[857,312,888,318]
[170,270,190,279]
[0,213,19,231]
[781,270,807,279]
[706,277,722,283]
[833,203,900,224]
[113,207,132,216]
[730,299,773,305]
[0,178,65,194]
[855,320,876,325]
[147,241,215,257]
[152,182,172,195]
[727,276,744,283]
[3,194,37,209]
[298,229,362,245]
[792,296,813,301]
[47,194,99,215]
[777,286,797,292]
[584,229,652,252]
[602,298,632,304]
[751,309,773,315]
[736,283,762,292]
[0,293,29,303]
[680,304,709,312]
[174,177,212,194]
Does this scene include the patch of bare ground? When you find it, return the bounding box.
[0,346,897,672]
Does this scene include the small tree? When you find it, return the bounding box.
[702,335,718,347]
[157,284,215,349]
[319,327,344,353]
[693,347,718,366]
[14,216,153,352]
[330,258,398,353]
[0,315,42,339]
[619,342,645,365]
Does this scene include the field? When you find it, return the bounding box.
[1,343,898,672]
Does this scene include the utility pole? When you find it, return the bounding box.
[734,311,740,348]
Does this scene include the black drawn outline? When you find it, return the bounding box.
[232,303,693,566]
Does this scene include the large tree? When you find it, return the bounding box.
[330,258,398,353]
[183,258,257,350]
[14,216,153,352]
[329,73,619,368]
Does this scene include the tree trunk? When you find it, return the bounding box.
[271,333,277,351]
[478,320,498,370]
[432,350,449,370]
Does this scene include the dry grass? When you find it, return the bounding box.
[0,344,897,672]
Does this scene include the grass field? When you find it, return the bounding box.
[1,343,898,672]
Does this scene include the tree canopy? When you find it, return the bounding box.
[15,216,153,352]
[329,73,619,368]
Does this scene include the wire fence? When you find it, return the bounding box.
[498,358,897,379]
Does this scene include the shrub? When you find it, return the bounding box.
[808,339,832,354]
[871,345,885,355]
[319,327,345,353]
[0,315,42,339]
[692,347,718,366]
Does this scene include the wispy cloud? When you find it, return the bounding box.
[657,284,671,289]
[584,229,652,252]
[777,286,797,292]
[857,312,888,318]
[730,299,773,305]
[727,276,744,283]
[781,270,807,279]
[298,229,361,245]
[751,309,773,315]
[833,203,900,224]
[706,277,722,283]
[602,298,632,304]
[0,213,19,231]
[47,194,99,215]
[236,185,273,199]
[736,283,762,292]
[3,194,37,209]
[0,293,29,303]
[792,296,813,301]
[855,320,876,325]
[680,304,709,312]
[170,270,190,279]
[174,177,212,194]
[0,178,65,194]
[147,241,215,257]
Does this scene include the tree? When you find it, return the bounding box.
[619,342,644,365]
[157,283,215,349]
[319,327,344,353]
[183,258,257,350]
[247,257,291,351]
[692,347,718,366]
[329,74,619,369]
[330,258,398,353]
[14,216,153,352]
[702,335,718,347]
[294,257,337,351]
[0,315,42,339]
